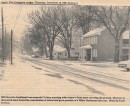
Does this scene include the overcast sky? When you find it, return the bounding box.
[0,0,129,41]
[0,4,40,40]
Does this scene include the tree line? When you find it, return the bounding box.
[24,5,129,62]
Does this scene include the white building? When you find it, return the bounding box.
[79,27,116,61]
[120,30,130,61]
[53,45,68,59]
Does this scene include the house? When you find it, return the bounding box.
[32,46,40,57]
[53,45,68,59]
[79,26,116,61]
[120,30,130,61]
[55,28,82,59]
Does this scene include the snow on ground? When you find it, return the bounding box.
[0,54,130,102]
[0,61,6,80]
[37,58,130,81]
[0,56,95,97]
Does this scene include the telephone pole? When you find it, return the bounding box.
[129,7,130,60]
[4,27,6,59]
[1,7,4,62]
[11,30,13,64]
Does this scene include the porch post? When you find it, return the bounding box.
[79,48,81,60]
[81,49,83,60]
[83,49,84,61]
[91,48,93,61]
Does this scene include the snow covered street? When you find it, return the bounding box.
[0,55,130,98]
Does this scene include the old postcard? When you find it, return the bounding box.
[0,0,130,106]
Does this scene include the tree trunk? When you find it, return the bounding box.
[44,46,48,58]
[50,50,53,60]
[114,40,120,63]
[49,42,54,60]
[40,45,44,57]
[67,48,71,58]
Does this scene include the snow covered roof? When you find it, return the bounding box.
[54,45,66,53]
[79,45,92,49]
[122,30,129,39]
[82,27,106,38]
[32,47,39,52]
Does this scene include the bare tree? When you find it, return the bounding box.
[56,6,77,58]
[75,5,96,34]
[27,6,62,59]
[93,6,129,62]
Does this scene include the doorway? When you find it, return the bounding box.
[86,49,91,61]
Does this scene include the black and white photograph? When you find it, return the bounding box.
[0,0,130,105]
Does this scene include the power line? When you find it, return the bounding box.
[13,5,22,32]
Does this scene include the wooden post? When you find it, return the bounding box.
[1,7,4,62]
[11,30,13,64]
[128,6,130,60]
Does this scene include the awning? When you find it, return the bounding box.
[79,45,92,49]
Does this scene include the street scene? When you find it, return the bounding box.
[0,3,130,103]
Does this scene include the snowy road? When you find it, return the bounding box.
[22,57,130,96]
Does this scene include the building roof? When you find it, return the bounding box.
[122,30,129,39]
[32,47,39,52]
[79,45,92,49]
[54,45,66,53]
[82,26,106,38]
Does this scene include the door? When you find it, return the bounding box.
[87,49,91,61]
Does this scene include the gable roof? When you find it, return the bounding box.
[82,26,106,38]
[53,45,66,53]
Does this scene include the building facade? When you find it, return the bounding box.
[120,30,129,61]
[53,45,68,59]
[79,27,116,61]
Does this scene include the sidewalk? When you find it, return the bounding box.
[0,57,94,97]
[0,61,6,80]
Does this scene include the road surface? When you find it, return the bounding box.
[22,57,130,96]
[0,56,130,98]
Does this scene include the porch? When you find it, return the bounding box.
[79,45,93,61]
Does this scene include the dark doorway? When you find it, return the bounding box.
[86,49,91,61]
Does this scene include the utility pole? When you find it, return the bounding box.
[4,27,6,59]
[11,30,13,64]
[129,7,130,60]
[1,7,4,62]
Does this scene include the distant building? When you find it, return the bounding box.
[79,26,116,61]
[53,45,68,59]
[32,46,40,57]
[55,28,82,59]
[120,31,129,61]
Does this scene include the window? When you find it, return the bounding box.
[122,49,129,55]
[83,38,86,45]
[95,36,97,44]
[93,49,97,57]
[58,53,61,55]
[93,36,97,44]
[88,37,90,44]
[90,37,92,44]
[123,39,129,44]
[86,38,88,44]
[86,38,87,45]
